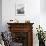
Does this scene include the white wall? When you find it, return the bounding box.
[40,0,46,13]
[2,0,46,46]
[0,0,2,32]
[40,0,46,31]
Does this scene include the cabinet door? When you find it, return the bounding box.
[11,32,28,46]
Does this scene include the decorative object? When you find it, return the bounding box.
[8,19,19,23]
[10,20,13,21]
[36,25,45,46]
[16,3,24,16]
[25,20,30,23]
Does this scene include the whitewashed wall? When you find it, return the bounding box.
[0,0,2,32]
[2,0,46,46]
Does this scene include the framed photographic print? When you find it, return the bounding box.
[16,3,24,16]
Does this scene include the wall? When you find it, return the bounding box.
[2,0,40,29]
[40,0,46,32]
[40,0,46,14]
[2,0,46,46]
[0,0,2,32]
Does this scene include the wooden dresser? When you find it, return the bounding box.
[7,23,34,46]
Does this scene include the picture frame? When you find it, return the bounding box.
[15,3,24,16]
